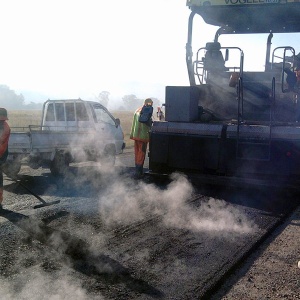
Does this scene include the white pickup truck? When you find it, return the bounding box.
[4,99,125,176]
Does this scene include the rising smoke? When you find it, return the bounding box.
[0,270,98,300]
[98,172,256,234]
[0,163,256,299]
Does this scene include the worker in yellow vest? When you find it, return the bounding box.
[130,98,153,179]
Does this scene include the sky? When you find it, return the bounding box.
[0,0,196,105]
[0,0,299,107]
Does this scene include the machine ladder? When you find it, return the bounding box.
[236,77,275,161]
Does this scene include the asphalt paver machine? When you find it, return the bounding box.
[149,0,300,186]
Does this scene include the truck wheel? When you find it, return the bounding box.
[50,152,69,176]
[102,145,116,167]
[2,161,21,178]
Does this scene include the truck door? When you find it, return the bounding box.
[91,103,123,150]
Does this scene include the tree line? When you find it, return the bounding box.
[0,85,36,110]
[0,85,162,111]
[97,91,161,111]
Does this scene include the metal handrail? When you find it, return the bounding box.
[194,46,243,85]
[271,46,295,93]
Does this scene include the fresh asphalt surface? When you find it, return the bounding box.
[0,148,298,299]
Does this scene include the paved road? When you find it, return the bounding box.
[0,149,297,299]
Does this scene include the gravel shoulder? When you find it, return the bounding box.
[212,205,300,299]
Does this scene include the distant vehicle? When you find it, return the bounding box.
[4,99,125,176]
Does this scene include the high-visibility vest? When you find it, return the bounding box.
[130,107,152,142]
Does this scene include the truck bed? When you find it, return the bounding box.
[9,126,104,154]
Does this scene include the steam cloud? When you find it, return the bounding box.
[0,270,96,300]
[0,163,256,299]
[98,172,255,234]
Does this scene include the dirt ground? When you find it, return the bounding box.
[2,150,300,299]
[212,205,300,299]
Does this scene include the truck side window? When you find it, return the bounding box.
[94,106,115,126]
[56,103,65,121]
[76,103,89,121]
[45,103,55,121]
[65,103,75,121]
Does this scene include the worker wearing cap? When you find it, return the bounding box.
[130,98,153,179]
[0,108,10,208]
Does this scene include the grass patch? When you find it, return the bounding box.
[7,110,42,128]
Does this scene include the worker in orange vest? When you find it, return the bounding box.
[130,98,153,179]
[0,108,11,208]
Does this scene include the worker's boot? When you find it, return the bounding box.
[134,164,143,179]
[139,165,144,178]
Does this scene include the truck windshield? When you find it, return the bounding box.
[93,106,115,126]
